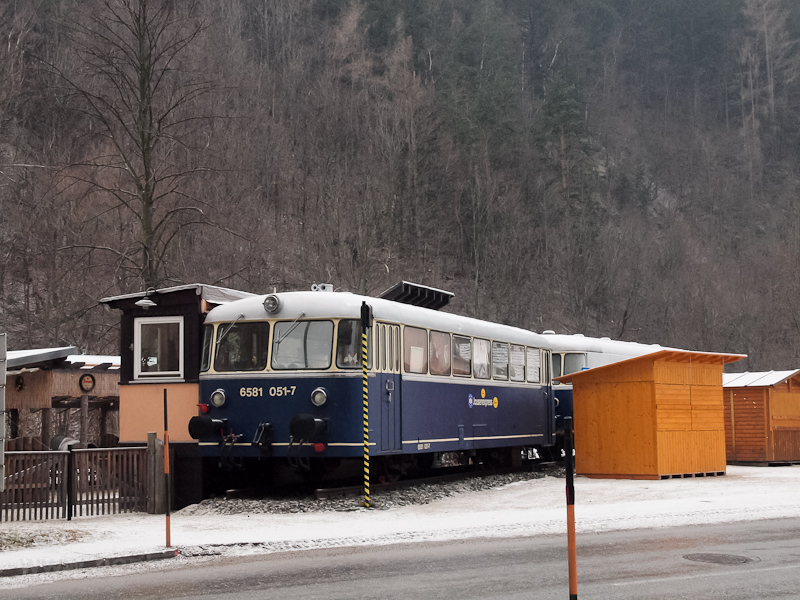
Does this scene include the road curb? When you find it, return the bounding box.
[0,549,179,578]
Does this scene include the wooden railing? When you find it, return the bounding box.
[1,447,148,522]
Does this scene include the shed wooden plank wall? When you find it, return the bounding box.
[5,371,54,410]
[725,382,800,462]
[573,356,727,479]
[654,361,726,475]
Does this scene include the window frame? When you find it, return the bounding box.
[271,319,334,370]
[133,316,184,380]
[403,325,429,374]
[429,330,452,376]
[452,335,472,377]
[214,320,271,372]
[473,338,491,380]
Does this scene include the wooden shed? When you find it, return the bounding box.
[723,371,800,464]
[5,348,120,450]
[556,349,745,480]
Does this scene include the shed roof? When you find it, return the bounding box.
[7,348,120,371]
[7,346,78,369]
[554,349,746,384]
[722,370,800,388]
[100,283,254,305]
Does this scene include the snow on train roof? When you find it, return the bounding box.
[205,291,550,346]
[540,332,666,356]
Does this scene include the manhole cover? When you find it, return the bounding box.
[683,553,753,565]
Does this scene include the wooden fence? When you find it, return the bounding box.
[1,447,149,522]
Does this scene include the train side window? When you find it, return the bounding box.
[403,326,428,373]
[134,316,184,379]
[215,321,270,372]
[200,324,213,372]
[564,353,586,375]
[509,344,525,381]
[492,342,509,380]
[526,347,541,383]
[473,338,490,380]
[429,331,451,376]
[335,319,371,369]
[551,353,563,380]
[272,320,333,370]
[453,335,471,376]
[380,325,387,371]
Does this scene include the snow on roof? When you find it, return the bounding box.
[7,347,78,369]
[723,370,800,387]
[100,283,254,305]
[65,355,120,370]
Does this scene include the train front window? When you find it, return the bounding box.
[336,320,371,368]
[200,324,213,372]
[272,320,333,370]
[564,353,587,375]
[214,322,270,371]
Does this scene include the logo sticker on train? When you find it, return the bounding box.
[469,389,498,408]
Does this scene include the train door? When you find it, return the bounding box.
[377,323,402,452]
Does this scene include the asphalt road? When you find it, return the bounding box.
[4,517,800,599]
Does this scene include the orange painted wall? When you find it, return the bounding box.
[119,383,199,443]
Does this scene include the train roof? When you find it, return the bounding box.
[540,332,666,356]
[205,291,551,347]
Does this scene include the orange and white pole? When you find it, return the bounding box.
[164,389,171,547]
[565,416,577,599]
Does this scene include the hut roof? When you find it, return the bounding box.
[722,370,800,388]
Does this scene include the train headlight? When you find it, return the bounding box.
[210,388,227,407]
[263,294,281,313]
[310,387,328,407]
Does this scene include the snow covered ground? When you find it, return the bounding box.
[0,465,799,589]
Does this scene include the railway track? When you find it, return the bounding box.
[313,462,560,500]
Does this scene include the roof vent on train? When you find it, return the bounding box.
[543,330,555,335]
[311,283,334,292]
[378,281,454,310]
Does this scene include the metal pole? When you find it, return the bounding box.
[565,416,577,599]
[0,333,5,492]
[361,302,372,508]
[67,446,75,521]
[164,389,171,547]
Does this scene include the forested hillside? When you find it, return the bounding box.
[1,0,799,370]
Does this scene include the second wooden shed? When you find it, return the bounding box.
[723,370,800,464]
[556,349,745,480]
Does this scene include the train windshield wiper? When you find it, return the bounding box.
[217,313,245,344]
[275,312,306,345]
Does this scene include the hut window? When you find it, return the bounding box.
[134,316,184,380]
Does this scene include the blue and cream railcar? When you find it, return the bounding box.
[188,290,556,471]
[543,332,666,430]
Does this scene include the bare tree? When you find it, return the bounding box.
[51,0,211,289]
